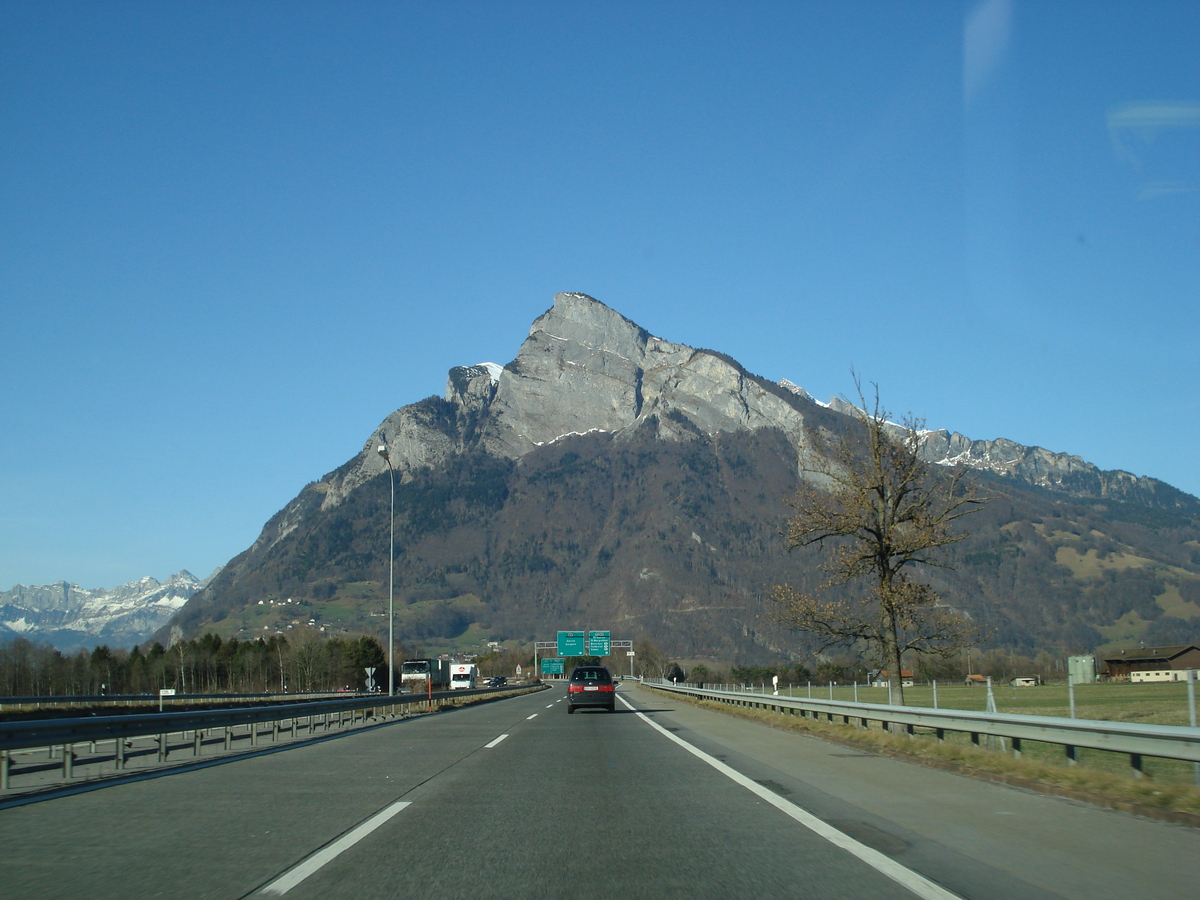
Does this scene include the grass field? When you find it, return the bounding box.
[769,680,1199,728]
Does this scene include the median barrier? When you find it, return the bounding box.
[0,683,545,792]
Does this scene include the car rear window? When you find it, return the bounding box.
[570,667,611,683]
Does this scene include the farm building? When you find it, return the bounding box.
[1099,645,1200,682]
[868,669,914,688]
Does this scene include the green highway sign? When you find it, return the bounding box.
[557,631,585,656]
[541,658,565,675]
[587,630,611,655]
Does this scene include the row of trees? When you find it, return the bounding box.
[683,646,1081,688]
[0,631,386,697]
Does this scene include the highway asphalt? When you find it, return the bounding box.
[0,681,1196,898]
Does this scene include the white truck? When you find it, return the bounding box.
[449,662,478,690]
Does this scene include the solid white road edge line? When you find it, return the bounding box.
[485,734,509,749]
[617,694,963,900]
[259,801,412,895]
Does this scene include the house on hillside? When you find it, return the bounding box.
[964,674,987,686]
[1099,645,1200,682]
[1009,676,1040,687]
[868,669,914,688]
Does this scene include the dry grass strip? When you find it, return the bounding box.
[642,686,1200,827]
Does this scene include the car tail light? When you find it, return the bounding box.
[568,682,613,693]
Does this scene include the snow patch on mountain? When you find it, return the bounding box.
[0,569,216,652]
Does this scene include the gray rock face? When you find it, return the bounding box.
[479,292,820,458]
[446,364,499,411]
[315,397,467,513]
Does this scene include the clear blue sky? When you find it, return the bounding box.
[2,1,1197,591]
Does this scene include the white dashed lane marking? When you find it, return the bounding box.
[259,801,412,895]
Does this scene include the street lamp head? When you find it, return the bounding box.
[376,443,389,462]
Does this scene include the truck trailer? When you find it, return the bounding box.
[400,658,450,693]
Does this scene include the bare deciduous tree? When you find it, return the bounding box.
[770,380,987,706]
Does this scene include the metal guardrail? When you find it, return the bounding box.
[0,691,349,713]
[644,680,1200,778]
[0,684,544,792]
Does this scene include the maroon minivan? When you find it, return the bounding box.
[566,665,615,713]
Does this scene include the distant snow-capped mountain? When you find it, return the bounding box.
[0,570,214,653]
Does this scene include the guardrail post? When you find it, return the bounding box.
[970,732,980,747]
[224,726,232,750]
[1,749,8,789]
[250,723,258,747]
[271,720,279,742]
[1011,737,1022,759]
[116,737,125,770]
[193,730,202,756]
[1065,744,1077,767]
[935,727,945,743]
[158,733,168,761]
[1189,669,1198,786]
[63,744,74,779]
[1130,753,1144,779]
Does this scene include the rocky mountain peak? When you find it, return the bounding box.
[307,291,1194,521]
[478,291,825,457]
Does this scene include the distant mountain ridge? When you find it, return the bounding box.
[152,292,1200,659]
[774,392,1196,513]
[1,571,211,652]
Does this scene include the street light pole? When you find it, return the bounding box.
[377,442,395,696]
